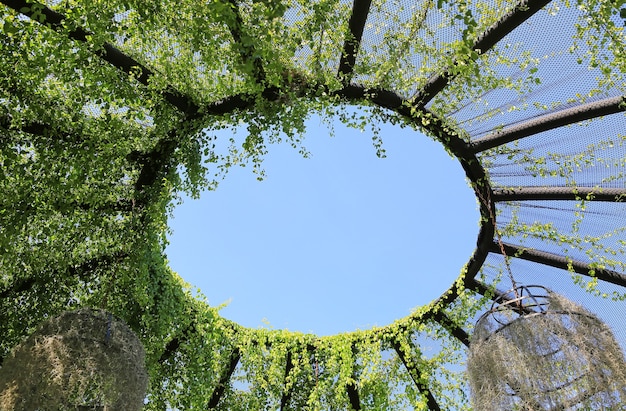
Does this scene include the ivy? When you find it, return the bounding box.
[0,0,624,409]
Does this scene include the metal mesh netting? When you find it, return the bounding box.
[0,308,148,411]
[468,286,626,410]
[440,3,625,138]
[0,0,625,408]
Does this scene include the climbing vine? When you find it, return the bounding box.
[0,0,624,409]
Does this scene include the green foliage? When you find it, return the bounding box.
[0,0,623,409]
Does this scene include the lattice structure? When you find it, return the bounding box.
[468,286,626,410]
[0,308,147,410]
[0,0,625,409]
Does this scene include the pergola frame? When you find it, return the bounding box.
[1,0,624,409]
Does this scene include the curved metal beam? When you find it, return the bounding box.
[336,85,495,347]
[207,348,242,409]
[346,381,361,411]
[0,116,59,140]
[204,93,255,115]
[392,338,441,411]
[471,95,625,153]
[346,343,361,410]
[338,0,373,83]
[0,109,184,205]
[464,277,494,298]
[465,278,544,317]
[0,0,199,115]
[488,241,626,288]
[431,311,470,347]
[158,322,195,365]
[493,186,626,202]
[0,252,128,299]
[339,85,494,218]
[134,93,256,195]
[279,351,294,411]
[224,0,266,85]
[411,0,553,108]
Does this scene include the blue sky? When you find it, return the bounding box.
[166,108,479,336]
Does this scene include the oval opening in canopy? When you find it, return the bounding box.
[166,106,479,335]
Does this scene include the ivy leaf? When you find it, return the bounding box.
[2,20,18,36]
